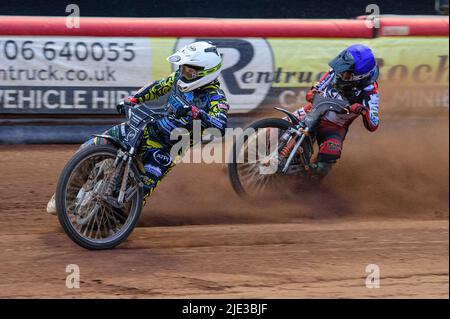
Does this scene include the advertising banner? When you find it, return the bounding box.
[0,37,152,114]
[267,37,449,112]
[1,36,448,115]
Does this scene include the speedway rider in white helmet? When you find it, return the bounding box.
[47,41,229,214]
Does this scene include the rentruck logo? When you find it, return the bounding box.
[377,55,449,84]
[270,55,449,87]
[174,38,274,112]
[268,55,449,87]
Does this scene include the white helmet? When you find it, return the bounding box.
[167,41,222,92]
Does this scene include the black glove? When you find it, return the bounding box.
[169,95,192,118]
[116,97,137,115]
[174,103,192,117]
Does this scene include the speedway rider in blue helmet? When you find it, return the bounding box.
[293,44,380,180]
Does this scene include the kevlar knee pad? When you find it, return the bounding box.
[141,148,174,198]
[318,137,342,164]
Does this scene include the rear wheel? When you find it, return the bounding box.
[55,145,143,250]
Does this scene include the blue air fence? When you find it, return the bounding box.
[0,116,252,144]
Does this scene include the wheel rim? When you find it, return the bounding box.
[63,152,139,244]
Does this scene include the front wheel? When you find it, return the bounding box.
[228,118,298,199]
[55,144,143,250]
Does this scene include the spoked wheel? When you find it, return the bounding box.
[55,145,143,250]
[228,118,302,199]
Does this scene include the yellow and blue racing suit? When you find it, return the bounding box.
[85,70,230,201]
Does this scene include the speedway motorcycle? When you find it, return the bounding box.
[228,93,350,198]
[55,104,169,250]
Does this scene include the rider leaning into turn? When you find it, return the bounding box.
[47,41,229,214]
[294,44,380,180]
[111,41,229,199]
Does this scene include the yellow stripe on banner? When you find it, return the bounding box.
[267,37,449,88]
[268,38,368,88]
[150,38,178,81]
[370,37,449,87]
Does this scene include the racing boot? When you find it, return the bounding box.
[308,161,333,184]
[46,193,56,215]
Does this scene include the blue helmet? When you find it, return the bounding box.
[329,44,379,92]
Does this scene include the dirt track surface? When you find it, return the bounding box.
[0,117,448,298]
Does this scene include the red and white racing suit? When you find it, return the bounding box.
[294,69,380,176]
